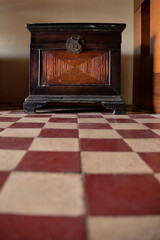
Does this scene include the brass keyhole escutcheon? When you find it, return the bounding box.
[65,35,84,54]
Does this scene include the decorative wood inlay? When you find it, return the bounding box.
[41,51,109,85]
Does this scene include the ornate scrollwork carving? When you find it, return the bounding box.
[65,35,84,54]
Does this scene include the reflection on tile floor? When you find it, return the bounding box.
[0,110,160,240]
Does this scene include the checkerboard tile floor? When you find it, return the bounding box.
[0,110,160,240]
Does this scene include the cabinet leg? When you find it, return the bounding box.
[102,102,126,115]
[23,100,47,114]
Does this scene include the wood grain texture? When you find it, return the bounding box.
[41,51,109,85]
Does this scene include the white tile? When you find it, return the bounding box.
[154,174,160,183]
[51,114,77,118]
[124,139,160,152]
[0,122,13,128]
[151,114,160,118]
[78,118,107,123]
[88,216,160,240]
[103,115,130,119]
[135,119,160,123]
[0,128,41,138]
[18,118,50,123]
[0,150,26,171]
[0,114,26,118]
[110,123,148,130]
[0,172,85,216]
[29,137,79,151]
[78,113,102,116]
[153,129,160,135]
[44,122,78,129]
[82,152,153,174]
[0,111,11,114]
[79,129,121,139]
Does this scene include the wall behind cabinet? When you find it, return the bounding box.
[0,0,133,105]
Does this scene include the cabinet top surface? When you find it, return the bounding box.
[26,23,126,32]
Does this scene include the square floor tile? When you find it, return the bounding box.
[134,119,160,123]
[0,172,10,190]
[103,115,130,119]
[78,118,107,124]
[124,139,160,152]
[18,118,50,123]
[49,118,77,123]
[29,138,79,151]
[0,172,85,216]
[153,129,160,135]
[9,122,45,128]
[52,114,77,118]
[143,123,160,129]
[82,152,152,174]
[39,129,78,138]
[79,130,121,139]
[88,216,160,240]
[16,151,80,172]
[109,123,148,130]
[138,153,160,172]
[0,215,86,240]
[0,122,14,128]
[78,123,112,129]
[1,114,26,118]
[129,115,156,119]
[155,174,160,183]
[85,174,160,215]
[0,117,20,122]
[78,115,103,118]
[8,110,24,114]
[0,111,11,114]
[0,150,26,171]
[117,130,160,138]
[0,128,41,138]
[152,114,160,118]
[44,122,78,129]
[107,119,137,123]
[80,139,132,152]
[24,114,52,118]
[0,137,33,150]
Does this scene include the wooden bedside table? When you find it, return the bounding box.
[23,23,126,114]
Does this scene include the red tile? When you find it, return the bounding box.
[129,115,156,119]
[16,151,81,172]
[117,130,160,138]
[85,174,160,215]
[39,129,78,138]
[0,172,10,190]
[143,123,160,129]
[0,117,20,122]
[0,215,86,240]
[79,123,112,129]
[107,119,137,123]
[139,153,160,172]
[24,114,52,118]
[0,137,33,150]
[9,122,45,128]
[49,118,77,123]
[78,115,103,118]
[80,139,132,151]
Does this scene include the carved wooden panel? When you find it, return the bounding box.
[41,51,109,85]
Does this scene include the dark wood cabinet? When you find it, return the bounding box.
[23,23,126,114]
